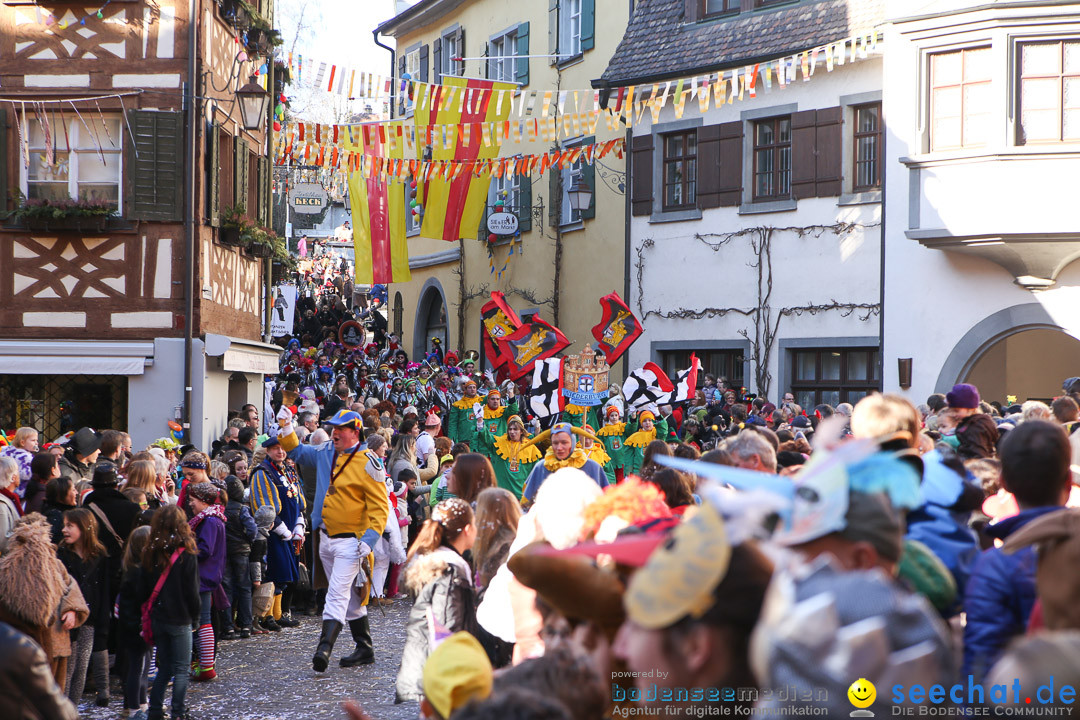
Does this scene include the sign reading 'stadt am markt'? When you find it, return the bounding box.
[289,183,329,214]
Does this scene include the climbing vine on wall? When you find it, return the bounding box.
[635,222,882,398]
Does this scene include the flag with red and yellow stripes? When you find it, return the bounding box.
[414,77,517,242]
[345,121,411,285]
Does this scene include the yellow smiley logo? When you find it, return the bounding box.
[848,678,876,709]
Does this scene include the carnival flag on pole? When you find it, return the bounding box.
[623,363,675,411]
[480,291,521,369]
[345,122,410,284]
[591,292,643,365]
[414,77,516,242]
[497,316,570,380]
[530,357,565,419]
[658,354,701,406]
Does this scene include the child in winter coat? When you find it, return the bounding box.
[395,498,478,703]
[222,476,257,639]
[250,505,276,634]
[186,482,226,681]
[57,508,110,705]
[116,525,151,717]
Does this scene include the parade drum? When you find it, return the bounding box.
[338,320,367,349]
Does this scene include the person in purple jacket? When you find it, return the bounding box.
[187,481,227,682]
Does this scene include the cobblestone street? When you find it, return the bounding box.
[76,604,418,720]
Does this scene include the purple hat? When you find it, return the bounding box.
[946,383,980,410]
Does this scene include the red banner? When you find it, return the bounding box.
[591,292,643,365]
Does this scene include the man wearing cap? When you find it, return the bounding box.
[521,423,608,503]
[476,388,520,459]
[485,415,542,498]
[276,407,389,672]
[597,406,631,484]
[58,427,103,483]
[448,380,483,448]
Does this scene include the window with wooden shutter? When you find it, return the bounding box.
[258,155,270,225]
[697,124,721,209]
[518,172,533,232]
[218,127,234,214]
[580,0,594,52]
[127,109,183,222]
[549,0,559,65]
[661,130,697,211]
[247,151,258,221]
[630,134,653,216]
[433,38,443,85]
[815,107,843,197]
[0,107,8,216]
[208,123,220,226]
[454,27,466,76]
[790,110,817,200]
[754,116,792,201]
[419,44,430,83]
[515,22,530,86]
[853,103,882,190]
[716,121,742,206]
[234,135,249,214]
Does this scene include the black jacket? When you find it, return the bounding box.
[224,500,257,556]
[138,552,201,629]
[0,621,77,720]
[57,451,92,484]
[116,566,147,652]
[82,487,140,557]
[40,501,75,545]
[57,548,110,651]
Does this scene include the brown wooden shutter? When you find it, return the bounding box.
[208,123,220,226]
[234,136,249,214]
[716,121,742,207]
[815,106,843,197]
[791,109,818,200]
[127,109,184,221]
[433,38,443,85]
[696,124,721,209]
[0,107,8,216]
[630,133,653,217]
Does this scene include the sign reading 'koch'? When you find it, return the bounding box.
[289,183,329,214]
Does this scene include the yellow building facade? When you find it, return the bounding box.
[375,0,628,366]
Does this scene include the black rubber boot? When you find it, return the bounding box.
[339,616,375,667]
[312,619,343,673]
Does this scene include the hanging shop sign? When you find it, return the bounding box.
[486,212,519,235]
[289,183,329,214]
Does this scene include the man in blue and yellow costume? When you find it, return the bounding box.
[276,408,389,673]
[521,422,608,503]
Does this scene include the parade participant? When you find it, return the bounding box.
[277,408,389,672]
[449,380,483,448]
[485,416,542,499]
[396,498,478,704]
[624,409,670,476]
[521,424,609,503]
[560,403,600,433]
[596,406,630,484]
[249,437,307,630]
[579,426,611,475]
[476,389,520,457]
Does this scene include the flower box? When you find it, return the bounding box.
[248,242,274,258]
[220,227,246,247]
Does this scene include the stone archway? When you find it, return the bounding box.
[412,278,449,361]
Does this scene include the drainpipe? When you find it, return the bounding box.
[373,29,395,119]
[264,61,275,341]
[182,0,198,441]
[878,111,887,392]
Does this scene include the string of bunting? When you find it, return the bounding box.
[27,0,113,28]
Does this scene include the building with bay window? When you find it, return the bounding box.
[0,0,282,449]
[599,0,885,404]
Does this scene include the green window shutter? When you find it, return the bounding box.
[548,0,559,65]
[581,0,595,52]
[419,44,430,83]
[478,204,489,242]
[234,136,249,214]
[257,155,270,225]
[581,159,596,220]
[515,22,530,86]
[126,109,184,221]
[484,42,490,79]
[549,169,560,226]
[433,38,443,85]
[518,172,532,232]
[0,107,8,216]
[208,123,220,226]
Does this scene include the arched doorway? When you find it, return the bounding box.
[413,280,448,360]
[964,328,1080,403]
[392,292,404,339]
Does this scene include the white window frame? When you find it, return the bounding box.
[560,0,582,60]
[403,47,421,115]
[560,137,585,227]
[21,113,123,208]
[489,169,520,217]
[489,30,517,84]
[442,30,459,78]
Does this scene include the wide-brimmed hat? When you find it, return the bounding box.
[70,427,103,457]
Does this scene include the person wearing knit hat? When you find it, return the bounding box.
[420,632,493,719]
[521,423,608,503]
[945,383,981,417]
[475,388,521,459]
[579,424,611,472]
[484,415,542,499]
[448,380,483,448]
[623,410,670,477]
[596,405,631,484]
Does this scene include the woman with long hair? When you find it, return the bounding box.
[222,450,249,486]
[395,498,478,703]
[57,508,109,704]
[140,505,200,720]
[24,452,60,515]
[638,439,673,482]
[124,459,161,510]
[117,525,152,718]
[649,468,695,515]
[472,488,521,591]
[388,434,420,486]
[447,453,497,506]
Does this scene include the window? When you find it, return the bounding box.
[489,31,517,83]
[405,182,421,234]
[930,47,992,151]
[662,130,697,211]
[659,349,744,389]
[24,114,122,205]
[753,116,791,200]
[403,48,421,113]
[489,171,520,216]
[442,31,459,78]
[561,0,582,59]
[1018,39,1080,144]
[702,0,738,15]
[789,348,880,408]
[561,156,584,226]
[853,103,882,190]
